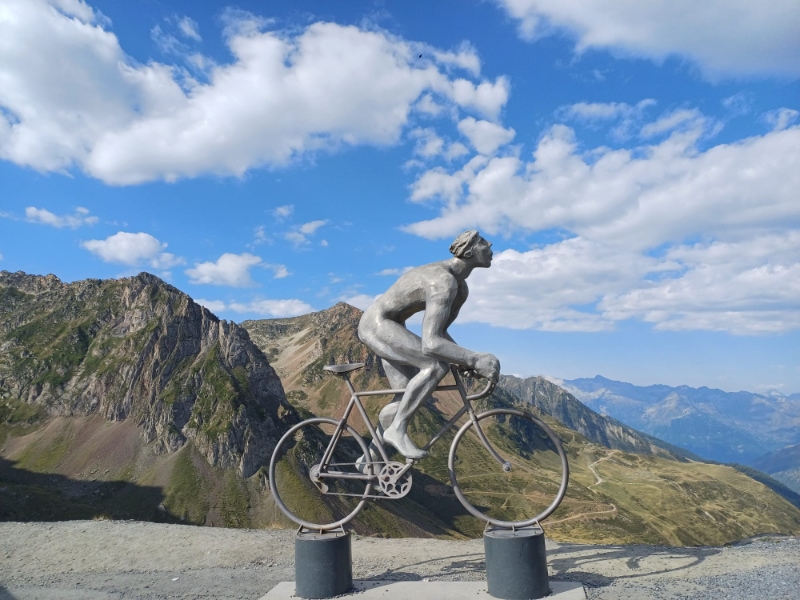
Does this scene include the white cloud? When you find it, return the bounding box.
[431,42,481,76]
[639,108,710,138]
[0,1,510,183]
[411,128,445,158]
[299,220,328,235]
[228,298,314,317]
[269,264,290,279]
[460,239,672,331]
[195,297,313,317]
[25,206,98,228]
[764,108,799,132]
[600,233,800,334]
[286,219,329,246]
[495,0,800,79]
[185,252,262,287]
[407,123,800,250]
[405,113,800,334]
[81,231,183,268]
[195,298,227,313]
[176,16,201,42]
[558,99,657,140]
[457,117,515,155]
[377,267,414,276]
[272,205,294,219]
[340,293,381,311]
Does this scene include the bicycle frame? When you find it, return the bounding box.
[315,365,503,490]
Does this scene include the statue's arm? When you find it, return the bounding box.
[420,284,486,372]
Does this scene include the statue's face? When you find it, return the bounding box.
[472,237,493,267]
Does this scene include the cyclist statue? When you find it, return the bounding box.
[357,230,500,460]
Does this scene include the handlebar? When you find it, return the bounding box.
[465,377,496,401]
[453,366,497,401]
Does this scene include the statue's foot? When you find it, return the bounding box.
[355,445,381,474]
[382,425,427,460]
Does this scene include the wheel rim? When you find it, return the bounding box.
[269,417,372,531]
[448,409,569,528]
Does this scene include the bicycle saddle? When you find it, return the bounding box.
[323,363,366,374]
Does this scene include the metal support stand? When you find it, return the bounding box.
[484,524,549,600]
[294,528,353,599]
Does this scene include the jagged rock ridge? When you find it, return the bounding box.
[0,270,295,477]
[498,375,700,461]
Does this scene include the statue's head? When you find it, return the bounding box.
[449,230,492,266]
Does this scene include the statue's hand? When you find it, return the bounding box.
[474,353,500,383]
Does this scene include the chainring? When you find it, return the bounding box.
[377,461,413,498]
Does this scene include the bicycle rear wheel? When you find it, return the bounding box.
[269,417,372,530]
[448,408,569,528]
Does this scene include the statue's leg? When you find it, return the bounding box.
[358,318,447,459]
[382,360,448,458]
[378,360,417,429]
[356,360,415,472]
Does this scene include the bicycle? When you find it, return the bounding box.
[269,363,569,532]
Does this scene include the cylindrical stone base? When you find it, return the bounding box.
[294,530,353,599]
[484,525,549,599]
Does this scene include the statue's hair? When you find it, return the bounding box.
[449,230,481,259]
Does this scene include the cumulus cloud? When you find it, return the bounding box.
[405,109,800,334]
[495,0,800,79]
[81,231,183,268]
[185,252,262,287]
[457,117,515,155]
[25,206,98,228]
[0,1,510,184]
[196,297,314,317]
[407,122,800,249]
[600,233,800,334]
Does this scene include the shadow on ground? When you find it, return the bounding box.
[362,551,486,581]
[0,457,185,524]
[0,585,16,600]
[548,543,722,589]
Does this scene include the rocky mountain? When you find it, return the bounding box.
[498,375,700,462]
[0,270,301,527]
[557,375,800,464]
[0,270,295,478]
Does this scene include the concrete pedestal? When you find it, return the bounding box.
[294,530,352,599]
[484,525,549,599]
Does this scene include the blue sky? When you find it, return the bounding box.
[1,0,798,394]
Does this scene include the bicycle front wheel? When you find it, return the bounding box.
[269,417,372,530]
[448,409,569,528]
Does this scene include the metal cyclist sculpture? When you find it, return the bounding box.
[269,231,569,532]
[357,230,499,461]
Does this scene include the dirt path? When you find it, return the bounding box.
[0,521,798,600]
[587,450,619,490]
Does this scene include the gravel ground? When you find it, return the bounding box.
[0,521,798,599]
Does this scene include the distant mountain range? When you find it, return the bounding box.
[556,375,800,465]
[2,270,800,545]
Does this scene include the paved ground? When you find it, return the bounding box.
[0,521,798,599]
